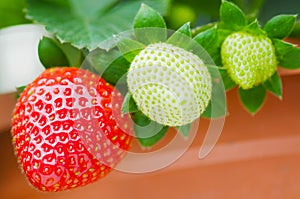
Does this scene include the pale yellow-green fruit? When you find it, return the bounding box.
[221,31,277,89]
[127,43,212,126]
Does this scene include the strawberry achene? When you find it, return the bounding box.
[11,67,132,192]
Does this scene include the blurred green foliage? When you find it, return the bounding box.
[0,0,299,36]
[260,0,300,23]
[165,0,266,29]
[166,0,300,33]
[0,0,30,29]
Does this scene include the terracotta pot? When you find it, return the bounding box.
[0,38,300,199]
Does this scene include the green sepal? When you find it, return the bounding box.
[169,22,191,38]
[60,43,84,68]
[245,19,265,35]
[290,21,300,37]
[193,32,217,50]
[133,4,167,44]
[133,4,166,29]
[102,56,130,85]
[137,126,168,147]
[238,85,266,114]
[202,98,226,119]
[121,92,139,114]
[216,28,233,65]
[263,72,282,99]
[194,27,218,52]
[131,111,168,147]
[131,110,151,126]
[263,15,297,39]
[202,65,227,118]
[220,0,247,31]
[273,39,300,69]
[167,22,192,49]
[176,124,191,138]
[219,68,236,91]
[86,49,130,85]
[217,28,233,43]
[117,38,145,62]
[15,85,27,100]
[193,27,222,65]
[38,37,69,68]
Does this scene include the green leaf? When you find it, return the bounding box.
[26,0,170,50]
[0,0,30,29]
[117,38,145,62]
[273,39,300,69]
[176,124,191,138]
[87,49,130,85]
[264,15,297,39]
[167,22,192,49]
[238,85,266,114]
[263,72,282,99]
[202,65,227,118]
[219,68,236,90]
[133,4,167,44]
[59,42,84,68]
[38,37,69,68]
[220,0,247,31]
[131,111,168,147]
[121,92,139,114]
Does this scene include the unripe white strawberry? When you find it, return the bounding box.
[221,31,277,89]
[127,43,212,126]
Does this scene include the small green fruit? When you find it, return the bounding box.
[127,43,212,126]
[221,31,277,89]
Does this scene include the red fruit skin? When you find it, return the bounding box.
[11,67,133,192]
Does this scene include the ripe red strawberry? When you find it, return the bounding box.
[11,67,132,192]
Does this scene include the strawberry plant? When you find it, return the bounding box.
[0,0,300,192]
[108,4,226,146]
[193,1,300,114]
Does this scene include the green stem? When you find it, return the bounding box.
[191,22,217,37]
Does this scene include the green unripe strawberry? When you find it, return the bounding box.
[127,43,212,126]
[221,31,277,89]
